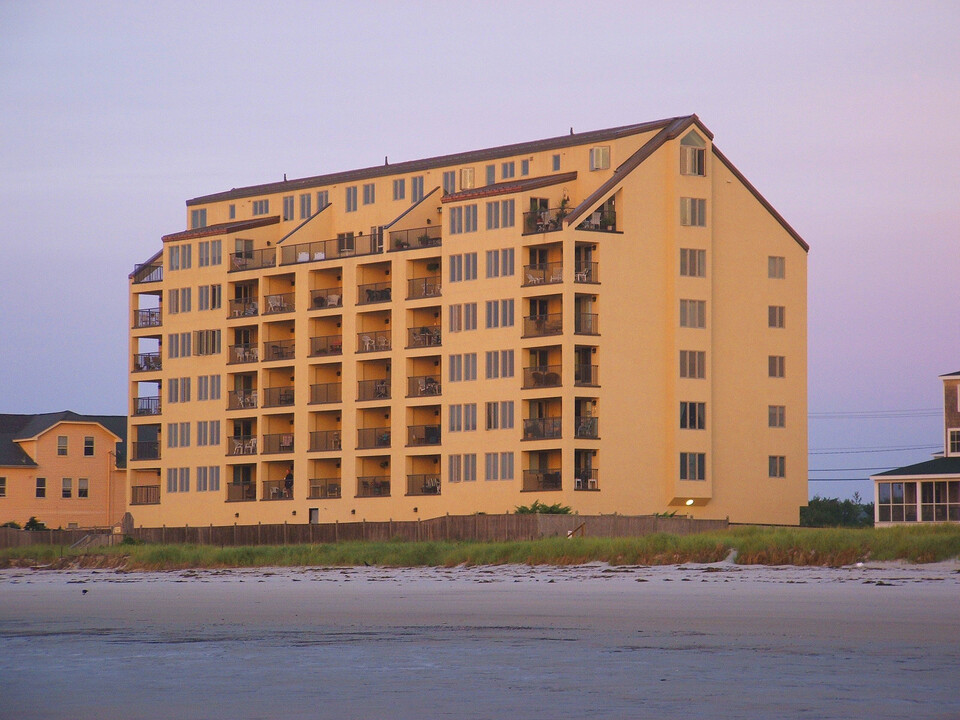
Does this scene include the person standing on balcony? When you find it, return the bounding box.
[284,468,294,498]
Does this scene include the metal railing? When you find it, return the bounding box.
[310,288,343,310]
[358,379,391,401]
[357,476,391,497]
[132,261,163,284]
[133,352,161,372]
[575,313,599,335]
[133,308,162,328]
[408,375,442,397]
[261,386,294,408]
[523,207,572,234]
[522,469,562,491]
[408,276,442,299]
[574,468,600,491]
[522,417,562,440]
[262,480,293,500]
[228,298,259,318]
[262,433,295,454]
[358,330,391,353]
[574,364,599,386]
[130,485,160,505]
[310,382,342,405]
[229,248,276,272]
[309,430,342,452]
[279,233,383,265]
[407,326,441,348]
[263,292,295,314]
[523,365,561,388]
[227,483,256,502]
[575,210,617,232]
[574,262,598,283]
[357,282,392,305]
[389,225,441,250]
[522,262,563,286]
[309,478,342,499]
[227,435,258,455]
[357,427,391,449]
[131,441,160,461]
[310,334,343,356]
[407,425,441,446]
[228,344,259,364]
[523,314,562,337]
[575,416,599,439]
[227,389,258,410]
[262,339,295,362]
[406,474,441,496]
[134,396,161,416]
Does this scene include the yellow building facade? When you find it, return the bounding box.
[127,115,808,527]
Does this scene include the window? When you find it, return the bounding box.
[300,193,312,219]
[363,183,375,205]
[501,248,515,276]
[198,241,210,267]
[485,199,514,230]
[190,208,207,229]
[317,191,329,209]
[486,250,500,277]
[210,240,221,265]
[501,350,514,378]
[486,201,500,230]
[769,456,786,478]
[768,405,787,428]
[168,333,179,359]
[768,306,785,328]
[442,171,456,194]
[500,452,514,480]
[0,477,5,497]
[449,304,463,332]
[62,478,72,498]
[179,467,190,492]
[485,164,495,185]
[486,301,499,329]
[589,146,610,170]
[180,288,191,313]
[449,354,463,382]
[57,435,67,456]
[464,404,477,431]
[768,256,786,279]
[392,178,405,201]
[485,452,499,480]
[464,353,477,381]
[77,478,88,498]
[449,207,463,235]
[211,375,221,400]
[449,404,463,432]
[463,454,477,482]
[680,248,706,277]
[486,350,500,379]
[680,198,707,226]
[181,331,192,356]
[680,402,706,430]
[411,176,424,203]
[167,423,178,449]
[283,195,294,220]
[195,329,221,356]
[521,159,530,176]
[199,284,221,311]
[464,303,477,330]
[197,466,207,492]
[229,204,236,219]
[166,468,177,493]
[485,401,515,430]
[35,477,47,498]
[680,350,706,379]
[485,402,499,429]
[252,199,269,216]
[449,252,464,281]
[680,299,706,328]
[949,429,960,455]
[168,380,179,404]
[168,288,180,314]
[209,466,220,492]
[179,422,191,448]
[552,154,560,172]
[345,186,357,212]
[502,161,515,179]
[198,241,219,267]
[168,245,180,271]
[464,205,478,233]
[449,455,462,483]
[197,375,208,401]
[769,356,786,378]
[460,168,474,190]
[680,453,706,481]
[84,436,94,456]
[197,421,208,447]
[680,131,706,175]
[464,252,477,279]
[877,481,919,522]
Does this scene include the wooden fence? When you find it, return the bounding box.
[0,514,728,549]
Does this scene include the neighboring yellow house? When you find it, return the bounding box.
[0,412,127,529]
[128,114,808,527]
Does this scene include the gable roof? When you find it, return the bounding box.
[939,370,960,378]
[162,216,281,243]
[0,412,127,467]
[871,456,960,478]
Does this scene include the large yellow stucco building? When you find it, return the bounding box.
[127,115,808,527]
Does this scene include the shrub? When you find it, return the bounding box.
[515,500,571,514]
[23,517,46,531]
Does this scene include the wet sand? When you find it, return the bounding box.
[1,561,958,719]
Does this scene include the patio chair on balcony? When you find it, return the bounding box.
[376,334,390,350]
[245,438,257,454]
[550,268,563,283]
[267,296,285,313]
[297,252,310,263]
[360,335,375,351]
[526,273,544,285]
[232,439,245,455]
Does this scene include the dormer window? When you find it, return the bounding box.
[680,131,706,176]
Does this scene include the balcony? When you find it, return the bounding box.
[309,430,342,452]
[408,375,441,398]
[230,248,276,272]
[358,282,392,305]
[574,468,600,491]
[310,382,342,405]
[406,474,441,496]
[407,326,441,348]
[523,207,571,234]
[131,441,160,461]
[358,330,391,353]
[575,416,599,439]
[358,379,391,402]
[309,478,342,499]
[522,469,562,491]
[523,263,563,286]
[310,288,343,310]
[133,352,161,373]
[132,260,163,284]
[262,480,293,501]
[130,485,160,505]
[279,232,384,265]
[523,314,562,337]
[357,476,390,497]
[229,344,259,364]
[262,386,294,408]
[574,262,598,284]
[228,389,258,410]
[229,298,259,318]
[575,364,599,386]
[407,425,441,446]
[263,339,295,362]
[310,334,343,357]
[264,292,294,315]
[575,313,599,335]
[408,276,442,299]
[228,435,258,456]
[575,210,617,233]
[262,433,295,454]
[227,483,256,502]
[523,365,561,389]
[523,417,562,440]
[389,225,442,251]
[358,427,391,450]
[134,396,161,416]
[133,308,162,328]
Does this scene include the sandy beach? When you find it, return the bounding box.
[2,560,958,719]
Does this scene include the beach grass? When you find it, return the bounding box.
[2,524,959,570]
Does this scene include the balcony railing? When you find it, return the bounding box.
[523,314,562,337]
[131,441,160,461]
[574,468,600,491]
[133,308,162,328]
[264,292,295,315]
[310,288,343,310]
[130,485,160,505]
[406,474,441,496]
[523,262,563,286]
[523,417,563,440]
[310,430,342,452]
[133,352,161,372]
[408,375,441,397]
[309,478,341,499]
[358,282,392,305]
[407,425,441,446]
[357,427,391,449]
[358,379,391,402]
[523,365,561,389]
[262,480,293,500]
[228,435,258,456]
[227,483,257,502]
[575,210,617,232]
[408,326,441,348]
[132,261,162,284]
[575,313,599,335]
[262,386,294,408]
[263,339,295,362]
[228,389,258,410]
[229,344,259,364]
[357,476,391,497]
[408,276,442,299]
[358,330,391,353]
[262,433,295,454]
[230,248,276,272]
[523,207,571,234]
[575,364,599,386]
[574,262,598,283]
[310,334,343,356]
[575,416,599,439]
[389,225,442,251]
[522,468,562,491]
[279,233,383,265]
[310,382,342,404]
[229,298,259,318]
[134,396,161,416]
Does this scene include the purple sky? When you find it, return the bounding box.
[1,1,957,500]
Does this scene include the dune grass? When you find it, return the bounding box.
[2,524,959,570]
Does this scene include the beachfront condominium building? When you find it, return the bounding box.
[127,115,808,527]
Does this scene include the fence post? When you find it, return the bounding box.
[257,522,261,545]
[335,520,338,543]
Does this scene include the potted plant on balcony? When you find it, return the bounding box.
[600,209,615,231]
